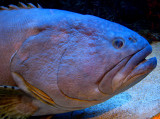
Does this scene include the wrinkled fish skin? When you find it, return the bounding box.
[0,6,157,117]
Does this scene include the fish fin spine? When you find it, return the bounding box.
[0,2,42,10]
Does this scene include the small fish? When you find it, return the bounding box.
[0,3,157,119]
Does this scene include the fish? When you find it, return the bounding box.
[0,2,157,119]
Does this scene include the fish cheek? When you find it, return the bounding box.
[57,41,110,100]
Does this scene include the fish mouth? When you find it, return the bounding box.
[99,45,157,95]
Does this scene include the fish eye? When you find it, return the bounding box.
[112,39,124,49]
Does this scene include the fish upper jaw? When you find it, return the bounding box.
[99,44,157,95]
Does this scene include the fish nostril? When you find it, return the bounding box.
[128,37,137,43]
[112,39,124,49]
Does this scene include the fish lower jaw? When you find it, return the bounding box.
[123,57,157,84]
[99,55,157,96]
[113,56,157,94]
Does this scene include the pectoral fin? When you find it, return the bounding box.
[0,85,38,119]
[12,72,58,107]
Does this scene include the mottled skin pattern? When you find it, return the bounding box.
[0,5,157,118]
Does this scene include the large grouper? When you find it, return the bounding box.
[0,3,157,119]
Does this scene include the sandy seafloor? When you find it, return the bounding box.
[41,42,160,119]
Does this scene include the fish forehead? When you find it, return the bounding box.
[65,14,148,49]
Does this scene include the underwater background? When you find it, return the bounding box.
[0,0,159,119]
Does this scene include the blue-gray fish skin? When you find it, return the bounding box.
[0,3,157,117]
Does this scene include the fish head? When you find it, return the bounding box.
[10,14,157,112]
[55,17,157,101]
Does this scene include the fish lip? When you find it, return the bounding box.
[111,44,157,92]
[121,44,154,76]
[112,57,157,95]
[123,57,157,84]
[99,44,157,95]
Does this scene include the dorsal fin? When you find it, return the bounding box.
[0,2,42,10]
